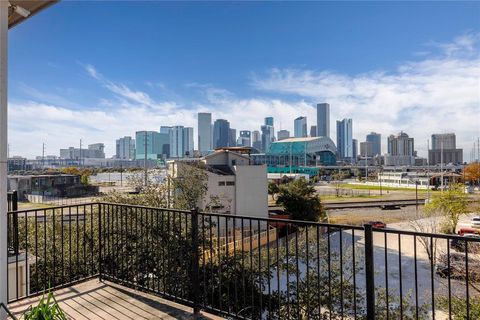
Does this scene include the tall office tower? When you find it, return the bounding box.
[385,131,415,166]
[87,143,106,158]
[169,126,185,158]
[352,139,358,161]
[277,129,290,141]
[265,117,274,127]
[336,118,353,160]
[160,126,172,135]
[317,103,330,137]
[360,141,374,157]
[252,130,262,150]
[229,128,237,147]
[261,117,275,152]
[136,131,166,160]
[310,125,317,137]
[431,133,456,150]
[366,132,382,156]
[183,127,194,157]
[213,119,230,148]
[429,133,463,165]
[116,136,135,160]
[294,116,308,138]
[387,131,414,156]
[237,130,251,147]
[261,125,273,152]
[198,112,212,154]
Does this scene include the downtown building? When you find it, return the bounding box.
[213,119,230,149]
[136,131,169,160]
[277,129,290,141]
[294,116,307,138]
[366,132,381,156]
[428,133,463,165]
[336,118,353,161]
[198,113,212,155]
[60,143,105,160]
[115,136,135,160]
[316,103,330,137]
[252,130,262,151]
[385,131,415,166]
[169,126,194,158]
[261,117,275,152]
[237,130,251,147]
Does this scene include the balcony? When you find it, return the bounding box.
[6,202,480,319]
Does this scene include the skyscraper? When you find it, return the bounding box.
[310,125,317,137]
[252,130,262,150]
[294,116,307,138]
[136,131,167,160]
[277,130,290,141]
[360,141,374,157]
[265,117,274,127]
[169,126,185,158]
[229,128,237,147]
[366,132,381,156]
[237,130,251,147]
[183,127,194,157]
[317,103,330,137]
[385,131,415,166]
[352,139,358,161]
[261,117,275,152]
[336,118,353,160]
[198,112,212,154]
[431,133,456,150]
[429,133,463,165]
[160,126,172,135]
[213,119,230,148]
[116,136,135,160]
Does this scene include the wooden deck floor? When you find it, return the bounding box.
[7,279,222,320]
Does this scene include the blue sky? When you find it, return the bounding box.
[7,1,480,158]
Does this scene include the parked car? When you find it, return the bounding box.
[368,221,387,228]
[457,227,479,236]
[436,252,480,281]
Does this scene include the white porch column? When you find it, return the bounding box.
[0,0,8,315]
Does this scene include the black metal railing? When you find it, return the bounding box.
[6,202,480,319]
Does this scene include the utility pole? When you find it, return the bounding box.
[440,135,444,192]
[144,131,148,186]
[79,139,82,167]
[427,139,430,200]
[42,142,45,167]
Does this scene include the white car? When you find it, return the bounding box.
[471,217,480,228]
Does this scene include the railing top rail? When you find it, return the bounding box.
[375,226,480,242]
[7,202,99,215]
[7,200,480,241]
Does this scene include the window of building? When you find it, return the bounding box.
[226,181,235,186]
[218,181,226,186]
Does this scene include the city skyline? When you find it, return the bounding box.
[5,2,479,158]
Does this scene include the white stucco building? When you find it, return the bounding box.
[168,149,268,218]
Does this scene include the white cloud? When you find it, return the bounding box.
[252,32,480,158]
[9,33,480,160]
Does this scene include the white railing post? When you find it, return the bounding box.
[0,0,8,317]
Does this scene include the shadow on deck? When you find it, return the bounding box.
[7,279,222,320]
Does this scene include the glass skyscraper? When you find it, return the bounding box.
[336,118,353,160]
[366,132,382,156]
[317,103,330,137]
[197,113,212,154]
[213,119,230,148]
[294,116,307,138]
